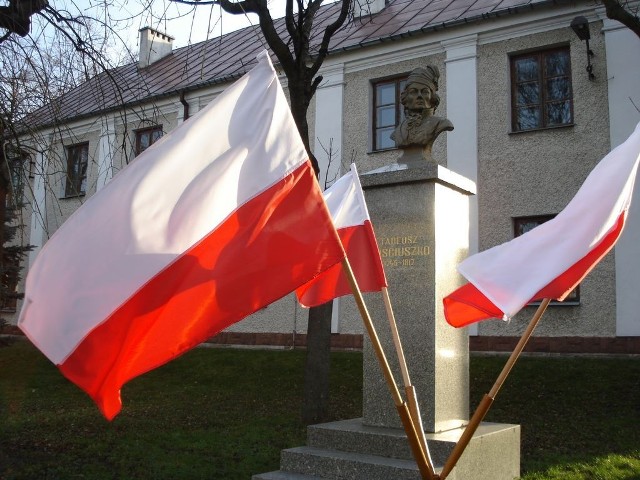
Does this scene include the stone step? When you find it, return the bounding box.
[306,418,453,466]
[280,445,423,480]
[253,419,520,480]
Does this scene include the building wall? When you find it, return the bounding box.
[476,22,615,337]
[9,4,638,347]
[604,16,640,336]
[44,129,102,235]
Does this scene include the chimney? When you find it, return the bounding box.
[139,27,174,68]
[354,0,386,17]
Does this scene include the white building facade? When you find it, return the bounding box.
[11,0,640,353]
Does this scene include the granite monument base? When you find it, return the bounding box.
[253,417,520,480]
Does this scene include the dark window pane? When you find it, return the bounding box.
[516,106,541,130]
[516,220,540,236]
[372,76,407,150]
[511,47,572,131]
[516,82,540,106]
[546,101,572,126]
[139,134,150,151]
[8,159,23,206]
[136,126,163,156]
[546,77,570,101]
[65,143,88,196]
[515,57,538,82]
[376,83,395,105]
[545,50,570,76]
[376,127,395,149]
[377,106,396,127]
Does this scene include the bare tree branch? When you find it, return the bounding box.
[166,0,359,174]
[309,0,351,83]
[601,0,640,38]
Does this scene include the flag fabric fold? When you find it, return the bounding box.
[296,164,387,307]
[444,122,640,328]
[18,51,344,420]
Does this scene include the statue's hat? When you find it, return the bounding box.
[406,66,439,91]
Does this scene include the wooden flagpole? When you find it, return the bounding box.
[381,287,433,468]
[341,258,436,480]
[439,298,551,480]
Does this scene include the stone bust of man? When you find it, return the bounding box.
[391,65,454,163]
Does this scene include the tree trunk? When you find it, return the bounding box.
[212,0,351,427]
[289,78,332,425]
[302,301,333,425]
[287,79,320,174]
[601,0,640,39]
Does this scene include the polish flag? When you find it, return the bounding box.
[444,122,640,328]
[18,51,344,420]
[296,164,387,307]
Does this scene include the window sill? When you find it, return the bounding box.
[509,123,575,135]
[60,193,86,200]
[528,300,580,307]
[368,147,398,154]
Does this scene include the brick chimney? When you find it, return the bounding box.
[354,0,386,17]
[139,27,174,68]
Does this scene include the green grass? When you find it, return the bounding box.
[472,354,640,479]
[0,339,638,479]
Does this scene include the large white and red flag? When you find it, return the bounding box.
[296,164,387,307]
[18,51,344,420]
[444,122,640,328]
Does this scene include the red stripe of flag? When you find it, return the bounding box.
[19,51,344,419]
[296,164,387,308]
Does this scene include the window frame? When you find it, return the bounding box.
[64,142,89,198]
[135,125,164,156]
[3,148,28,208]
[509,45,574,133]
[371,75,407,152]
[513,214,580,305]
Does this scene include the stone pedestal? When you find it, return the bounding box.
[254,163,521,479]
[360,162,472,433]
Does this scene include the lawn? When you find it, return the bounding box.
[0,339,638,479]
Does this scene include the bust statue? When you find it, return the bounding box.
[391,65,454,164]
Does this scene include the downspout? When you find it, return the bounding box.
[179,90,190,121]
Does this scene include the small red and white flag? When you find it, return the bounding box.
[18,51,344,420]
[296,164,387,307]
[444,122,640,328]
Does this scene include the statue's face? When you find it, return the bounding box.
[403,83,432,111]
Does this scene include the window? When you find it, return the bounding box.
[3,147,27,207]
[514,215,579,303]
[65,143,88,197]
[372,77,406,151]
[7,158,24,208]
[135,126,163,156]
[510,47,573,132]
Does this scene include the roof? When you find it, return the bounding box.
[25,0,565,129]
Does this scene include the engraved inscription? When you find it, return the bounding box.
[379,235,430,268]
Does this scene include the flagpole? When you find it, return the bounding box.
[381,287,433,468]
[439,298,551,480]
[341,258,436,480]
